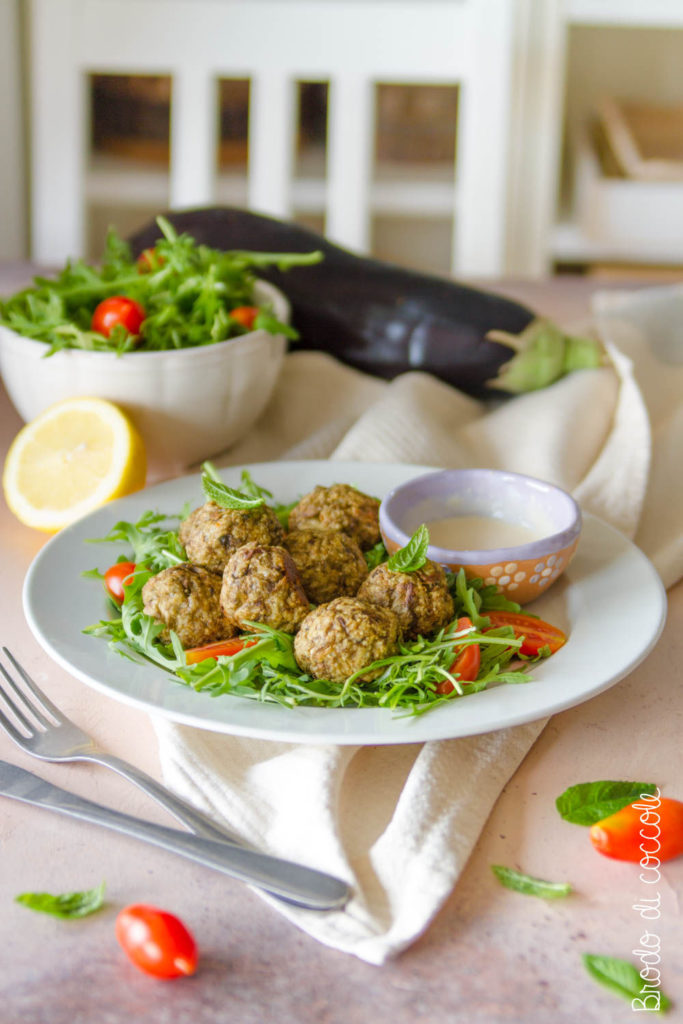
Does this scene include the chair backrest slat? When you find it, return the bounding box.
[28,0,515,274]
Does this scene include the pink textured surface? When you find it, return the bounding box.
[1,270,681,1023]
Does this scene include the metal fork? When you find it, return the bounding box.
[0,646,244,844]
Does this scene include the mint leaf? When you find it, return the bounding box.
[583,954,671,1012]
[201,463,264,510]
[556,781,658,825]
[15,881,106,919]
[491,865,571,899]
[387,525,429,573]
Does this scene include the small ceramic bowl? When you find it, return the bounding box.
[379,468,582,605]
[0,280,288,478]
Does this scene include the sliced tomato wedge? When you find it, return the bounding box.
[184,637,257,665]
[484,611,566,657]
[436,617,481,694]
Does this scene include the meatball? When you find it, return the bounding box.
[142,563,236,648]
[357,560,454,640]
[220,543,310,633]
[284,528,369,604]
[287,484,380,550]
[294,597,400,683]
[178,501,285,573]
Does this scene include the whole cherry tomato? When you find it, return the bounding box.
[104,561,137,604]
[589,797,683,863]
[91,296,146,338]
[229,305,259,330]
[484,611,566,657]
[435,617,480,694]
[184,637,257,665]
[115,904,198,979]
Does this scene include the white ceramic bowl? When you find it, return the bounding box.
[0,280,289,477]
[380,468,582,605]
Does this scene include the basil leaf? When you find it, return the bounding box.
[556,781,658,826]
[491,865,572,899]
[582,954,671,1012]
[201,474,264,510]
[15,881,106,919]
[386,525,429,573]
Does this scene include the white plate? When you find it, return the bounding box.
[23,461,667,745]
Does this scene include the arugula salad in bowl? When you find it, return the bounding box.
[83,463,567,716]
[0,219,322,472]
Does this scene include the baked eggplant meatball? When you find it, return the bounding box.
[142,563,236,648]
[294,597,400,683]
[287,484,380,550]
[357,560,454,640]
[284,528,369,604]
[179,501,285,573]
[220,542,310,633]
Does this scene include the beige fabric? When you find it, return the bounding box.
[154,284,683,964]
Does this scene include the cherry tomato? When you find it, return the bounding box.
[229,305,259,330]
[115,904,198,979]
[435,617,480,694]
[91,296,146,338]
[484,611,566,657]
[104,561,137,604]
[589,798,683,863]
[184,637,257,665]
[137,247,165,272]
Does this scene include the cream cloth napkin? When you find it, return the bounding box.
[153,284,683,964]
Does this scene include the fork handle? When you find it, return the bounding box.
[86,752,243,844]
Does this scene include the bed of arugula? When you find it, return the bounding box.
[83,467,550,717]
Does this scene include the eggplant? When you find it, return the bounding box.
[128,207,602,399]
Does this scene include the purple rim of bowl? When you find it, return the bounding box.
[379,468,582,565]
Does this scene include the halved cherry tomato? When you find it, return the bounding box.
[91,296,146,338]
[184,637,257,665]
[589,797,683,863]
[104,561,137,604]
[115,904,198,979]
[436,617,480,694]
[229,305,259,330]
[137,247,165,272]
[484,611,566,657]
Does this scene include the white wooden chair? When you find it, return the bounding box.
[28,0,516,274]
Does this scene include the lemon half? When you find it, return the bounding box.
[3,397,147,531]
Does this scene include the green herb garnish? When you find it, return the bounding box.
[491,865,572,899]
[201,461,265,510]
[582,954,671,1013]
[556,781,658,826]
[0,216,321,355]
[15,881,106,919]
[386,525,429,573]
[364,540,389,570]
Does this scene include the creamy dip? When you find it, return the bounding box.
[425,514,545,550]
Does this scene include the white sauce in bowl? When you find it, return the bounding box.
[425,515,544,550]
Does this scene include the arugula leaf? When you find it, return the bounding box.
[386,525,429,573]
[365,540,388,570]
[15,881,106,919]
[556,781,658,826]
[582,954,671,1012]
[85,509,186,572]
[491,865,572,899]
